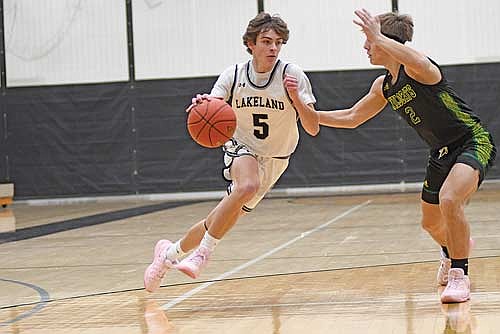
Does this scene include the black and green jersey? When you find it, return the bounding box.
[382,59,490,150]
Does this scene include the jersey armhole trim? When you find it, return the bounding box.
[282,63,299,119]
[227,64,238,105]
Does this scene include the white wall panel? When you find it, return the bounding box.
[264,0,390,71]
[4,0,129,87]
[399,0,500,65]
[133,0,256,80]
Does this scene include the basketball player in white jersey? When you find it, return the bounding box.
[144,12,319,292]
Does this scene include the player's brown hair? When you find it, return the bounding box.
[243,12,289,55]
[377,12,413,44]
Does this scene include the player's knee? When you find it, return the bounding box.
[421,214,443,233]
[233,181,260,202]
[438,195,462,218]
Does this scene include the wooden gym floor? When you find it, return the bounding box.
[0,187,499,333]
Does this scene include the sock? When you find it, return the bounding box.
[441,246,450,258]
[200,231,219,252]
[165,240,185,262]
[451,258,469,275]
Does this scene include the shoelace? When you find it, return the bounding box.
[447,277,464,290]
[189,250,207,267]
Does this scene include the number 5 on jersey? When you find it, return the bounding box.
[253,114,269,139]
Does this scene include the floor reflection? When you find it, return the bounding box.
[441,301,472,333]
[144,300,177,334]
[0,208,16,233]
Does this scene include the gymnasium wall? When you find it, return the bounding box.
[0,0,499,199]
[2,62,499,199]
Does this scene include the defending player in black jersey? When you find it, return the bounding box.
[318,9,496,303]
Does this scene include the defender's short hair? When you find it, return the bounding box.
[378,12,413,44]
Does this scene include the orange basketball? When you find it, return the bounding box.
[187,99,237,148]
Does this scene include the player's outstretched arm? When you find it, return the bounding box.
[353,8,440,84]
[317,76,387,129]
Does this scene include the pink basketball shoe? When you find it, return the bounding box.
[437,250,452,286]
[175,246,211,279]
[437,238,474,286]
[144,239,176,292]
[440,268,471,303]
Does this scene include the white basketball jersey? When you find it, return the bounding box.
[211,60,315,158]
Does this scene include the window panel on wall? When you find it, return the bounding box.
[264,0,390,71]
[132,0,255,80]
[399,0,500,65]
[4,0,129,87]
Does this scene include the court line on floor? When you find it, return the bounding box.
[0,278,50,327]
[161,200,372,310]
[4,254,500,310]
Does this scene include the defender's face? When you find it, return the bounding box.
[364,39,387,66]
[248,29,283,72]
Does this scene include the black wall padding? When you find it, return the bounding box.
[132,78,224,194]
[3,84,133,197]
[1,63,499,199]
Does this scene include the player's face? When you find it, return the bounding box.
[364,39,387,65]
[248,29,283,72]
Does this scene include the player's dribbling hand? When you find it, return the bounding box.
[186,93,212,113]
